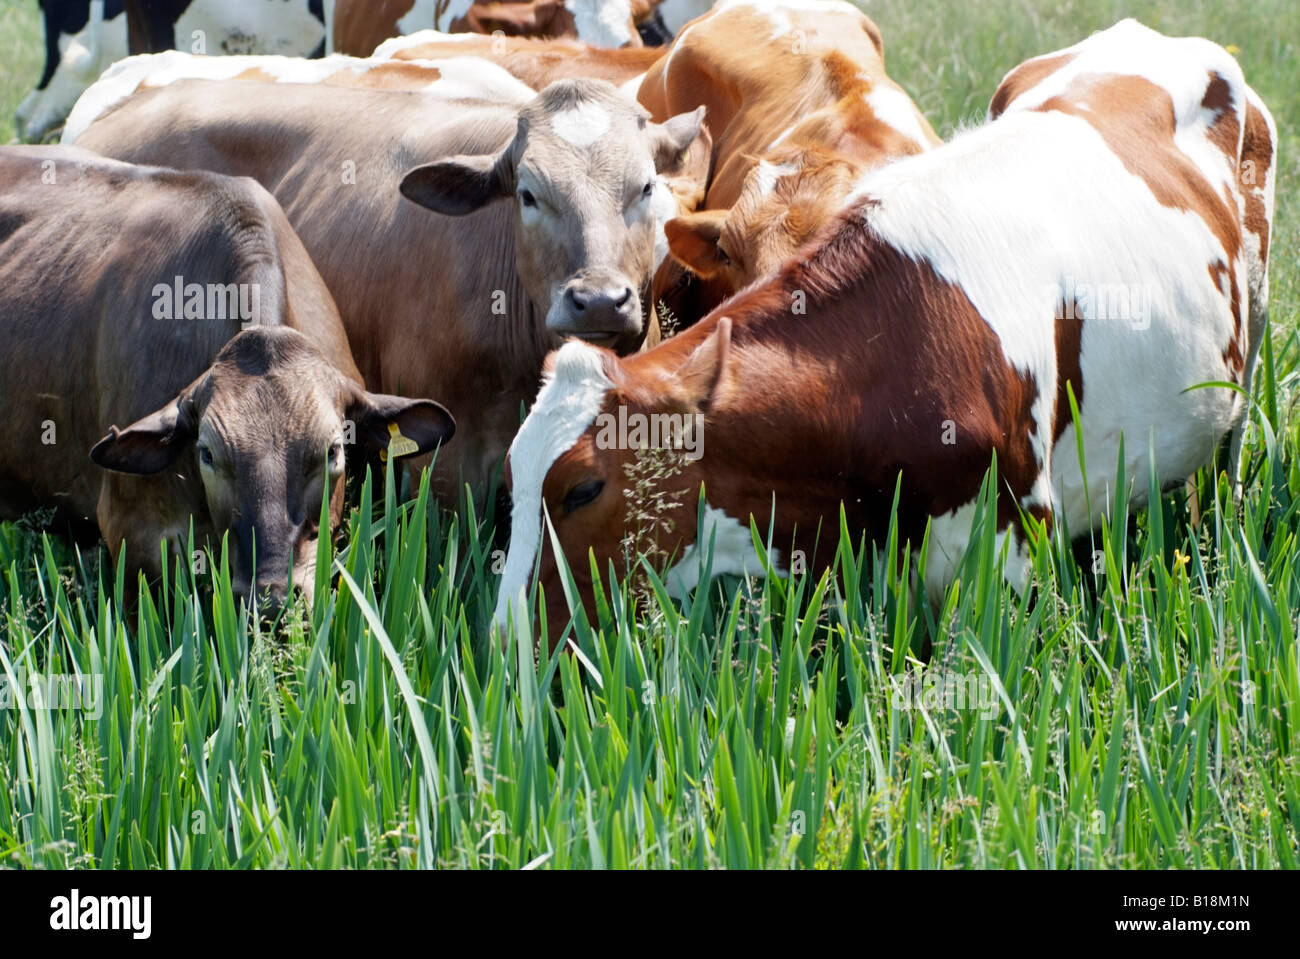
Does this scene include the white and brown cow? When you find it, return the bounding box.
[61,49,538,142]
[494,19,1277,647]
[332,0,653,56]
[372,28,666,91]
[0,146,453,611]
[639,0,940,322]
[75,78,707,501]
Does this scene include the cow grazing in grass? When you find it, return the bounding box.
[494,20,1276,647]
[640,0,940,323]
[0,147,453,612]
[75,78,707,501]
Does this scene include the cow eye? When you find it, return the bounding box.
[642,181,654,198]
[519,188,537,208]
[717,247,733,266]
[562,479,605,514]
[197,444,214,467]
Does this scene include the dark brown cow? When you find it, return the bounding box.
[75,78,706,502]
[494,20,1276,648]
[0,146,452,610]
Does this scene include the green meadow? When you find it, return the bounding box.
[0,0,1297,868]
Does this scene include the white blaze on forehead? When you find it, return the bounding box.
[493,342,614,637]
[550,102,613,148]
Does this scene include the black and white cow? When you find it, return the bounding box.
[16,1,128,142]
[15,0,327,142]
[123,0,326,58]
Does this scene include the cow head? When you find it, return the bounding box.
[493,318,732,647]
[400,78,705,352]
[90,326,454,614]
[666,149,861,299]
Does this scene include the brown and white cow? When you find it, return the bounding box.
[640,0,940,322]
[61,49,538,142]
[373,29,665,91]
[75,78,706,501]
[494,19,1277,647]
[0,147,453,611]
[332,0,651,56]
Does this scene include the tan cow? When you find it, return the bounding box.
[640,0,940,322]
[0,146,453,611]
[75,78,706,502]
[493,20,1276,647]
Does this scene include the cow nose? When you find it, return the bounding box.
[233,580,289,621]
[557,284,641,341]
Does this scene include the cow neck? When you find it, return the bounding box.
[627,209,902,551]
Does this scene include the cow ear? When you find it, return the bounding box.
[658,120,711,210]
[675,316,731,408]
[90,397,197,475]
[649,106,706,173]
[666,211,728,278]
[401,152,507,216]
[349,391,456,460]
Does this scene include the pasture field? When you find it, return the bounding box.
[1,0,1298,870]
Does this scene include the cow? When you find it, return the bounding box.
[639,0,940,323]
[123,0,326,57]
[75,78,707,503]
[0,146,454,611]
[332,0,650,56]
[61,49,538,142]
[373,29,665,94]
[492,20,1277,648]
[15,1,128,142]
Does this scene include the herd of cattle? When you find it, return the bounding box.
[0,0,1277,647]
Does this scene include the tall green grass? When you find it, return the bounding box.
[0,0,42,144]
[2,408,1297,868]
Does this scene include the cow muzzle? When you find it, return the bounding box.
[549,273,643,347]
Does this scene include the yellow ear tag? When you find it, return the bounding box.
[381,422,420,462]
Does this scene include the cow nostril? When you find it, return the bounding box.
[566,288,586,312]
[615,287,633,309]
